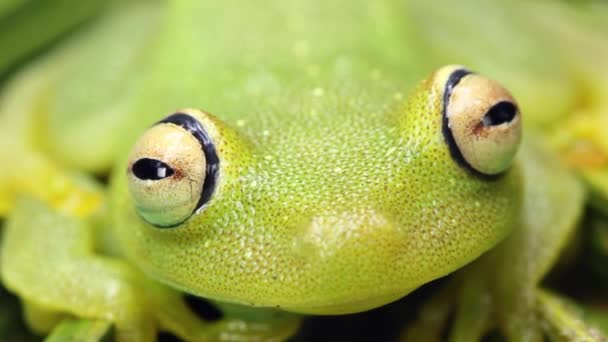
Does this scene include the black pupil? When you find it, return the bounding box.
[132,158,174,180]
[482,101,517,126]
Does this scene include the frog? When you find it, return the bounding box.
[0,0,606,341]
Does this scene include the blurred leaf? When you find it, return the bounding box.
[537,289,607,341]
[0,0,108,76]
[0,0,26,19]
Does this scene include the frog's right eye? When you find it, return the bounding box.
[127,111,219,228]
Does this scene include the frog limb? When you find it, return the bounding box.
[404,260,493,342]
[203,302,301,341]
[22,300,64,334]
[0,151,103,217]
[45,319,113,342]
[1,195,300,341]
[400,278,460,342]
[137,285,301,341]
[0,197,155,341]
[491,138,585,341]
[536,289,607,342]
[432,139,588,341]
[448,264,493,342]
[0,59,104,216]
[146,284,212,340]
[198,318,300,342]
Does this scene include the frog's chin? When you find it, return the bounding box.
[280,290,414,315]
[161,271,415,315]
[193,289,414,315]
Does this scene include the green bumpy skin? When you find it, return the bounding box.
[0,0,537,340]
[111,64,522,315]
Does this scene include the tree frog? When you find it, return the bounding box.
[0,0,604,341]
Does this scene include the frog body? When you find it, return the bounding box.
[0,0,606,341]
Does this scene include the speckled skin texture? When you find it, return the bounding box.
[112,64,522,314]
[0,0,526,339]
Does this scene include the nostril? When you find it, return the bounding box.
[184,294,224,322]
[131,158,175,180]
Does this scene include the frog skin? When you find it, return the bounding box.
[0,0,605,341]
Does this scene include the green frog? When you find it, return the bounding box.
[0,0,605,341]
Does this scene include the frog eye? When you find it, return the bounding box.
[127,112,219,228]
[443,69,522,177]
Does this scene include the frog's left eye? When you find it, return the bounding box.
[443,69,522,177]
[127,112,219,228]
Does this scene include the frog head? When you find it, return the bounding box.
[111,65,523,314]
